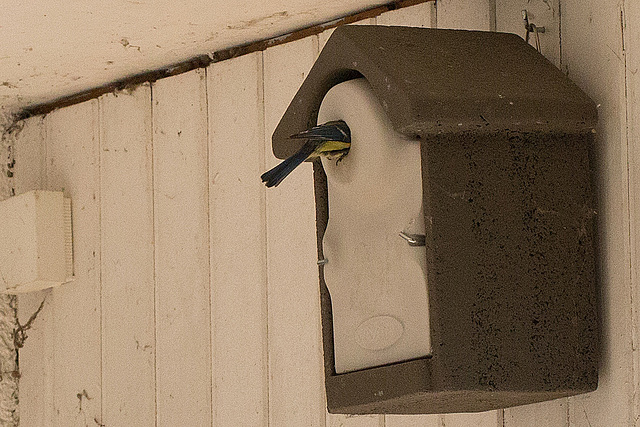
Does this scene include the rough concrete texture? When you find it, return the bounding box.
[422,131,597,396]
[0,109,21,426]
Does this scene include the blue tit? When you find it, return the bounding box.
[261,120,351,188]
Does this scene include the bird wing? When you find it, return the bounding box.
[289,120,350,142]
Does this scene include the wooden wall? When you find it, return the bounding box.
[11,0,640,425]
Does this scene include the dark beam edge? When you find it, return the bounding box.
[15,0,431,121]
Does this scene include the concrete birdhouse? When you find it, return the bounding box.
[271,25,598,414]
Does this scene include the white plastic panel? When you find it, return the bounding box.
[319,78,430,374]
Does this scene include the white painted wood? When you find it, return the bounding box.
[386,414,443,427]
[626,1,640,425]
[440,411,499,427]
[263,36,326,426]
[16,289,53,427]
[504,399,568,427]
[2,0,397,110]
[328,414,381,427]
[207,51,269,426]
[435,0,492,31]
[561,0,633,426]
[13,116,44,194]
[318,17,375,52]
[99,85,155,427]
[45,100,102,426]
[504,400,568,427]
[375,2,435,27]
[14,115,55,427]
[495,0,560,67]
[152,69,212,426]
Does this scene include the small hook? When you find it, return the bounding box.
[399,231,426,247]
[522,10,545,52]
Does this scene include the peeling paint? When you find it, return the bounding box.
[0,108,21,427]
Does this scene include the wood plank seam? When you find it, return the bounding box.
[44,114,54,427]
[97,96,105,427]
[622,2,635,424]
[258,51,271,427]
[43,113,56,427]
[203,65,215,427]
[149,83,159,427]
[620,3,640,427]
[558,1,563,74]
[96,98,105,427]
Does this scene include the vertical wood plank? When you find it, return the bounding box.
[562,0,633,426]
[13,116,44,193]
[45,100,102,426]
[436,0,493,31]
[328,414,381,427]
[207,52,269,426]
[627,1,640,424]
[386,414,442,427]
[152,69,212,427]
[99,85,155,427]
[375,2,436,27]
[442,411,500,427]
[375,4,441,426]
[503,399,568,427]
[15,115,55,427]
[495,0,561,68]
[16,293,53,427]
[503,400,568,427]
[263,36,325,427]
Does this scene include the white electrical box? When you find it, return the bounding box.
[0,190,73,294]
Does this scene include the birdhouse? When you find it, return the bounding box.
[271,25,598,414]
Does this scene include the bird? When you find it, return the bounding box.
[261,120,351,188]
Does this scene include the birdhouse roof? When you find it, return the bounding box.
[272,25,597,159]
